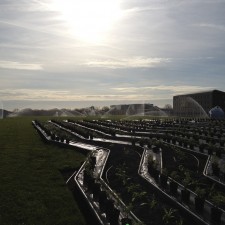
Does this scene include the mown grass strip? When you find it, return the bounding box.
[0,117,87,225]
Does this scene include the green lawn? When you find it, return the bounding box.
[0,117,87,225]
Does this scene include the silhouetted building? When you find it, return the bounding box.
[173,90,225,117]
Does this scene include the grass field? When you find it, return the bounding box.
[0,117,87,225]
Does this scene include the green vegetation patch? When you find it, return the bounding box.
[0,117,86,225]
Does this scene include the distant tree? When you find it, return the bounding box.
[90,106,96,110]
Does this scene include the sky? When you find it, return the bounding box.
[1,0,225,110]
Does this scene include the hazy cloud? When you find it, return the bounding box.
[112,85,215,95]
[85,57,170,69]
[0,61,43,70]
[193,23,225,31]
[0,89,154,101]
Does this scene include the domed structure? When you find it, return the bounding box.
[209,106,225,119]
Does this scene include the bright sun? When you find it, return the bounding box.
[52,0,122,43]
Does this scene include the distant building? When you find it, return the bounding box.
[110,103,155,115]
[173,89,225,117]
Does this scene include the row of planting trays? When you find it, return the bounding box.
[41,119,225,189]
[33,119,225,225]
[74,149,141,225]
[67,119,225,154]
[65,119,225,186]
[139,144,225,225]
[78,119,225,186]
[32,120,141,225]
[40,119,225,199]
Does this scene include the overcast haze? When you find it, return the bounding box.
[1,0,225,110]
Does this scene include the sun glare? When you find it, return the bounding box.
[52,0,122,43]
